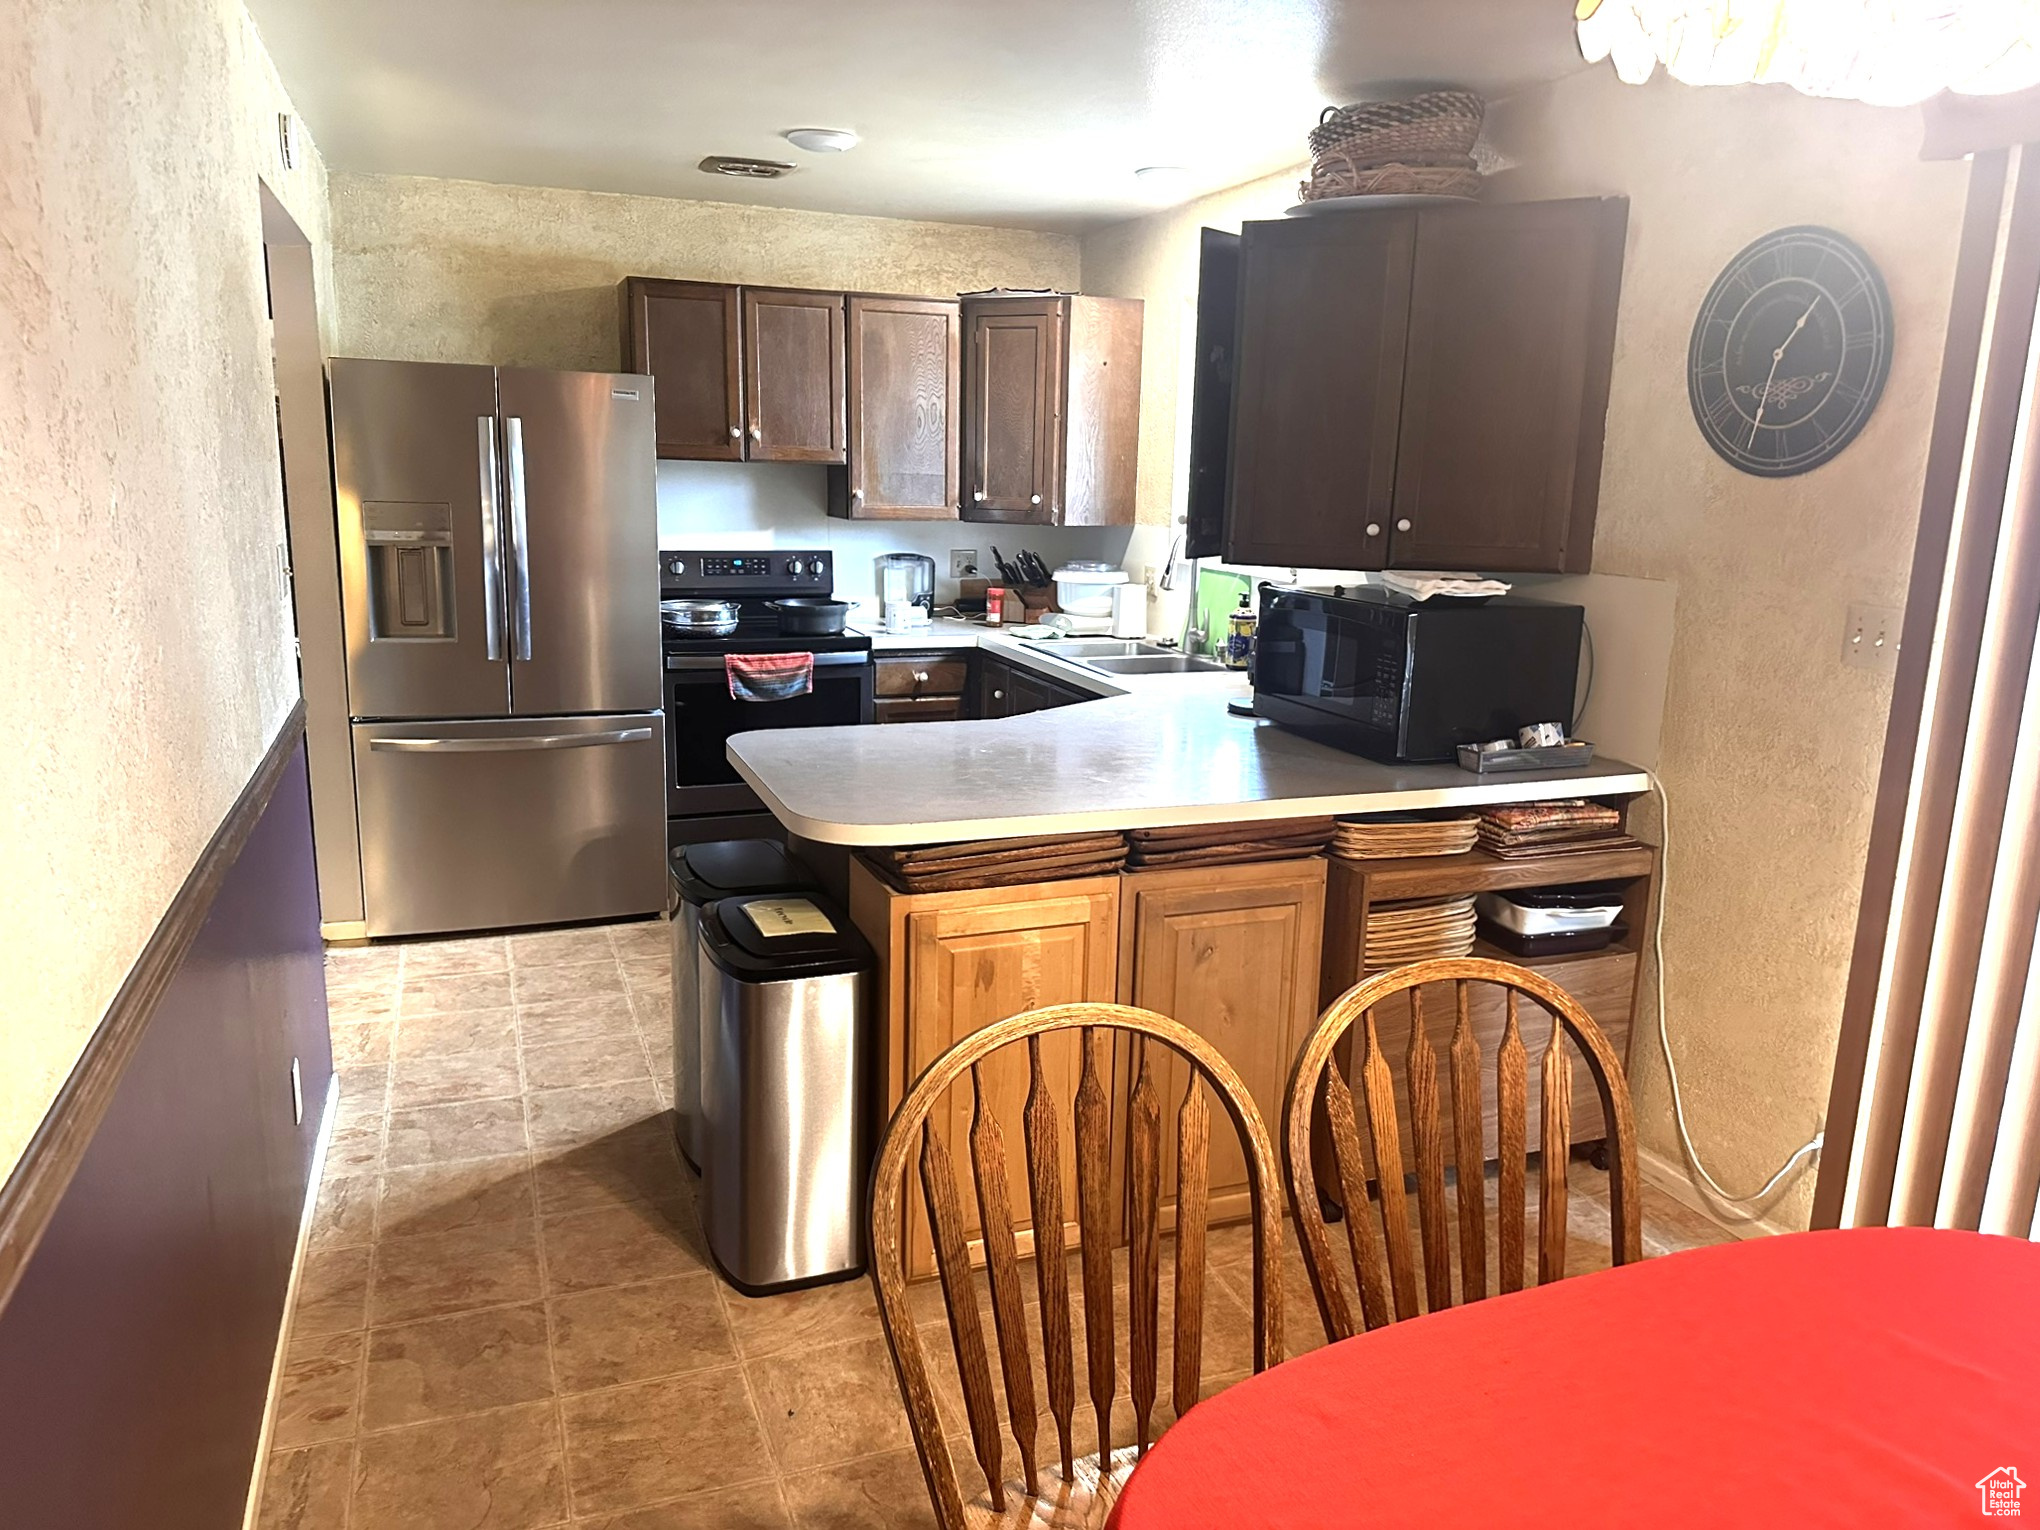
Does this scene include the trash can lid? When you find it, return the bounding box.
[701,893,872,981]
[672,839,817,904]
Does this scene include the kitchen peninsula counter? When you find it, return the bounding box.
[728,690,1651,847]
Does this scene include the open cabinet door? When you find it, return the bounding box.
[1184,227,1241,559]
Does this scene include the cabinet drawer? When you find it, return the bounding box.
[873,695,965,725]
[874,653,969,697]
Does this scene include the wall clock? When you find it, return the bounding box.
[1687,225,1893,477]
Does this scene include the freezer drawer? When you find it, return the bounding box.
[353,713,665,937]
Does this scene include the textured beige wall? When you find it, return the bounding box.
[0,0,329,1185]
[328,173,1082,370]
[1488,73,1964,1227]
[1081,75,1965,1227]
[1079,167,1302,529]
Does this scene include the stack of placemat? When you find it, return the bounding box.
[1476,800,1639,860]
[865,832,1128,894]
[1125,817,1336,870]
[1331,810,1480,861]
[1364,894,1479,966]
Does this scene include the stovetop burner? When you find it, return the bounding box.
[659,548,870,656]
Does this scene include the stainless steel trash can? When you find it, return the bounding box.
[698,892,872,1294]
[669,841,816,1170]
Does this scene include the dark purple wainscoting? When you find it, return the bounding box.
[0,743,331,1528]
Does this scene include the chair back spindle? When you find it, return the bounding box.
[1022,1036,1077,1479]
[967,1064,1039,1495]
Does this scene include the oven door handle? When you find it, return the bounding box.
[664,653,871,671]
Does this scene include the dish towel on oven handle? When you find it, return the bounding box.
[725,652,815,702]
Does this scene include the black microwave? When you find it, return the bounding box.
[1252,586,1584,763]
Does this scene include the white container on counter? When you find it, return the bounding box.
[1110,581,1146,638]
[1052,562,1129,617]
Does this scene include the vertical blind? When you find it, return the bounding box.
[1818,145,2040,1236]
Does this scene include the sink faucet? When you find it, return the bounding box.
[1175,554,1205,654]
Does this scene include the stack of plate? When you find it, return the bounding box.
[1127,817,1335,869]
[866,832,1127,894]
[1364,894,1478,967]
[1332,812,1480,861]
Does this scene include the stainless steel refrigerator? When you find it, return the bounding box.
[331,358,665,938]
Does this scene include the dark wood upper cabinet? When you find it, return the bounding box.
[1220,197,1628,574]
[1389,199,1627,572]
[1225,212,1415,568]
[965,299,1060,522]
[743,287,846,463]
[962,293,1142,527]
[1184,228,1240,560]
[621,278,845,463]
[623,278,743,460]
[831,295,961,520]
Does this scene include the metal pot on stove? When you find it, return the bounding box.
[662,598,740,637]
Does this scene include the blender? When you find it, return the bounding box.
[875,553,934,632]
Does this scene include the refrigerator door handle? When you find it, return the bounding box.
[366,727,655,754]
[476,416,506,662]
[504,414,534,662]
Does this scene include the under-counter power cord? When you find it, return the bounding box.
[1649,775,1825,1211]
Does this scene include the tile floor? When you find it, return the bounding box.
[259,917,1734,1530]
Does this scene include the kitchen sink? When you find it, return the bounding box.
[1078,654,1230,676]
[1016,638,1148,658]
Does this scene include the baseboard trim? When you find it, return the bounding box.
[240,1071,339,1530]
[318,920,368,944]
[1637,1143,1800,1241]
[0,701,308,1316]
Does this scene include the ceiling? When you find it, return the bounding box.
[246,0,1591,231]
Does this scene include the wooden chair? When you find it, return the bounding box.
[1281,957,1640,1343]
[869,1003,1285,1530]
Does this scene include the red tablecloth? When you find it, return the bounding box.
[1107,1228,2039,1529]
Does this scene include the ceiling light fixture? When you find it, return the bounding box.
[1575,0,2040,105]
[784,127,860,154]
[1134,165,1192,197]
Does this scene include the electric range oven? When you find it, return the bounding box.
[661,549,876,850]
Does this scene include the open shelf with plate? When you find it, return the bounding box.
[1319,821,1657,1165]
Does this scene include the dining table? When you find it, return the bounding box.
[1105,1227,2039,1528]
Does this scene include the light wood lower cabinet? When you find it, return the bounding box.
[849,846,1639,1281]
[850,861,1119,1279]
[1114,861,1326,1228]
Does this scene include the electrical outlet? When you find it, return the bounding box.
[950,549,978,578]
[1842,602,1903,671]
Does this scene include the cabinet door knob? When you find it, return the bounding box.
[913,671,930,683]
[1030,494,1042,505]
[1396,518,1413,533]
[972,490,986,503]
[850,487,864,500]
[1365,522,1381,538]
[992,689,1004,700]
[728,425,742,439]
[749,425,762,441]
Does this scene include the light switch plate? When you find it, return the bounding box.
[1843,602,1903,671]
[950,549,978,578]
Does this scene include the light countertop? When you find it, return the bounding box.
[854,617,986,653]
[852,620,1249,701]
[728,689,1652,847]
